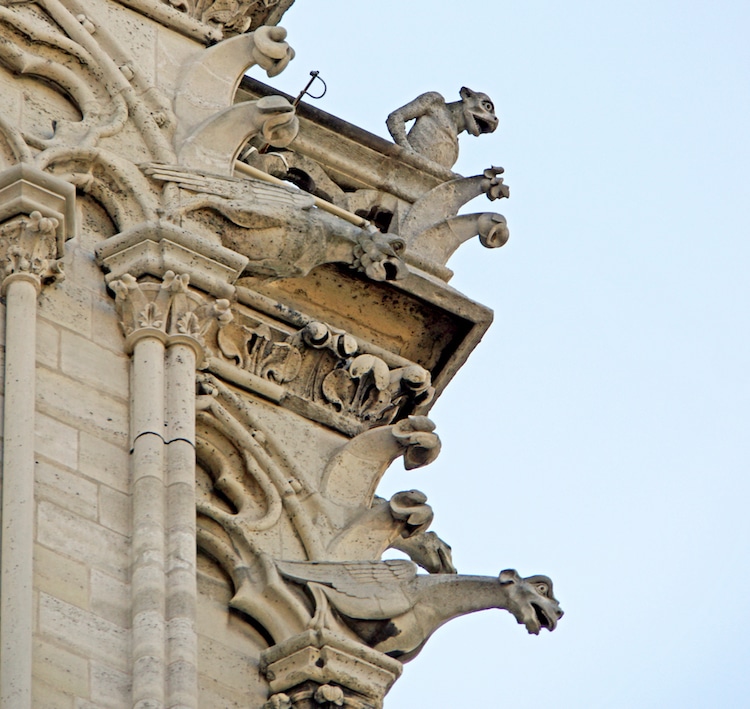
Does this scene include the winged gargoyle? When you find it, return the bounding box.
[145,164,409,281]
[274,559,563,662]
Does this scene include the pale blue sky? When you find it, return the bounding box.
[263,3,750,707]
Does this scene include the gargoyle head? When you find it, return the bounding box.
[477,213,510,249]
[499,569,563,635]
[352,230,408,282]
[257,95,299,149]
[460,87,499,137]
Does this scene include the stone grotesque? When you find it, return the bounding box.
[274,561,562,661]
[146,165,409,282]
[175,26,298,174]
[386,87,499,169]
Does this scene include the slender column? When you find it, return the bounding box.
[1,274,40,709]
[130,333,168,709]
[165,340,200,709]
[0,206,67,709]
[111,271,229,709]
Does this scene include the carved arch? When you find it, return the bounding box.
[36,147,159,229]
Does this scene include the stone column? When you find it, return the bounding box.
[111,269,232,709]
[0,165,75,709]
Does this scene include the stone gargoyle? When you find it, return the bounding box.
[274,560,563,662]
[174,25,298,175]
[145,164,409,282]
[396,166,511,279]
[386,87,499,170]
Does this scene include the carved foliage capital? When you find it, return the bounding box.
[0,164,77,294]
[111,270,232,357]
[0,211,65,293]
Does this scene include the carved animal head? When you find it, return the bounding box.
[477,213,509,249]
[459,87,499,137]
[499,569,563,635]
[351,231,408,282]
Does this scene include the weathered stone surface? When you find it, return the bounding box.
[0,0,562,705]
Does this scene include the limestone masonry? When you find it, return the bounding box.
[0,0,562,706]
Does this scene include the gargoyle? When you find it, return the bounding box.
[405,212,510,279]
[320,416,441,507]
[274,560,563,662]
[398,166,508,241]
[147,165,409,281]
[174,26,297,174]
[386,87,499,170]
[391,530,456,574]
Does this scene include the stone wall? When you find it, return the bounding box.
[0,1,561,707]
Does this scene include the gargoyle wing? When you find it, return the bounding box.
[275,559,417,620]
[143,163,316,211]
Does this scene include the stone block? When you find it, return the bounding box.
[61,329,129,400]
[33,637,89,697]
[198,634,259,693]
[92,294,126,355]
[37,501,129,583]
[37,317,60,369]
[35,411,79,471]
[35,459,98,521]
[199,674,259,709]
[98,484,130,537]
[90,662,131,707]
[38,279,93,339]
[79,432,130,494]
[39,593,129,673]
[33,543,90,610]
[31,678,75,709]
[37,367,128,446]
[90,569,130,630]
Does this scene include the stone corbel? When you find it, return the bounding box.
[174,26,298,175]
[320,416,441,507]
[260,630,403,709]
[0,164,76,709]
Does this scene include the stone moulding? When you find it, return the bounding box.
[260,629,403,708]
[205,312,435,435]
[0,164,77,251]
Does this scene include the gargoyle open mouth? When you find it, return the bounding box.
[531,603,555,633]
[474,117,496,134]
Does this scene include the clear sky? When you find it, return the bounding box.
[261,3,750,707]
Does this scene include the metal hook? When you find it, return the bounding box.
[254,71,328,156]
[293,71,327,107]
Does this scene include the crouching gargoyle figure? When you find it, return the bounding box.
[386,87,499,170]
[274,559,563,662]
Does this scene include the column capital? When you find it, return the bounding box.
[0,165,77,295]
[111,270,232,363]
[96,220,249,301]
